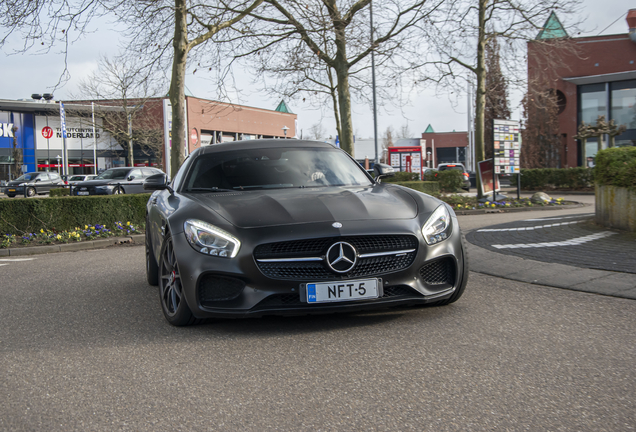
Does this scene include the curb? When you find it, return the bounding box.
[454,203,587,216]
[0,234,145,257]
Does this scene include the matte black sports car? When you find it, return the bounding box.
[144,140,468,326]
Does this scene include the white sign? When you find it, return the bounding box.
[35,116,119,151]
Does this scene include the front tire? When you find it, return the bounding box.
[159,233,199,326]
[26,187,36,197]
[113,186,124,194]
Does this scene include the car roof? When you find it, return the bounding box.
[197,139,337,155]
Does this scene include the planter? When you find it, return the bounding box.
[596,185,636,232]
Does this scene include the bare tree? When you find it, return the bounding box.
[69,55,163,166]
[484,37,510,160]
[308,122,327,141]
[241,0,440,157]
[397,123,412,139]
[417,0,582,195]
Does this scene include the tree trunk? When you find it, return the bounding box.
[474,0,488,197]
[330,86,342,142]
[169,0,188,177]
[335,66,354,156]
[127,114,134,166]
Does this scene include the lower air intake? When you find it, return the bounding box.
[198,275,245,303]
[419,257,455,286]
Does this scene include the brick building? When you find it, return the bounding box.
[420,125,468,168]
[527,10,636,167]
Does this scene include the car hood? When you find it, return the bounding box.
[186,185,420,229]
[6,180,28,186]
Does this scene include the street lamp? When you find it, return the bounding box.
[282,125,289,138]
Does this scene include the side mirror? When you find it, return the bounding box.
[127,175,135,181]
[144,173,172,192]
[35,178,41,182]
[373,163,395,180]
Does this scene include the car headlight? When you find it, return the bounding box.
[184,219,241,258]
[18,183,26,186]
[422,204,451,245]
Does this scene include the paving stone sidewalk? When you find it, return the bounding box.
[465,213,636,300]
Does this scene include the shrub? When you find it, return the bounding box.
[436,170,465,192]
[0,194,150,235]
[49,188,70,197]
[390,181,440,195]
[383,171,421,182]
[510,167,594,190]
[595,147,636,191]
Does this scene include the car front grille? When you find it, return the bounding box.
[254,235,418,280]
[419,257,455,286]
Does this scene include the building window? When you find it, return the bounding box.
[610,80,636,130]
[579,83,606,125]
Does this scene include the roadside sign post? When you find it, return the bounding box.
[492,119,521,201]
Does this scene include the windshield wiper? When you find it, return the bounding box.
[186,187,234,193]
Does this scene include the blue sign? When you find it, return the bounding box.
[335,135,340,148]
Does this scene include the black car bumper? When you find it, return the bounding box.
[167,217,466,319]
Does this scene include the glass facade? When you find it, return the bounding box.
[577,80,636,165]
[611,80,636,131]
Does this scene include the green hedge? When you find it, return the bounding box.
[390,181,440,195]
[595,147,636,191]
[510,167,594,190]
[436,170,465,192]
[49,188,70,197]
[0,194,150,235]
[384,171,420,182]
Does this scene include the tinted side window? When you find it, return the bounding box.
[128,169,143,179]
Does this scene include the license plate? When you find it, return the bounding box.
[8,189,15,192]
[78,191,89,195]
[306,278,379,303]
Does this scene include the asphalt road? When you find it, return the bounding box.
[2,243,635,431]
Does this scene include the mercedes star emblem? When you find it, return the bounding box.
[326,241,357,273]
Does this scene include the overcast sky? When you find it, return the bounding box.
[0,0,631,141]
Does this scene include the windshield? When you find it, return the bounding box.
[184,147,372,191]
[95,169,129,180]
[70,176,85,181]
[15,173,38,181]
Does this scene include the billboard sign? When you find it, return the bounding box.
[493,119,521,174]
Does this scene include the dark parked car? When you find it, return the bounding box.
[72,167,164,195]
[4,172,64,197]
[144,140,469,326]
[437,163,471,191]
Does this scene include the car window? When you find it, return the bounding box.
[15,173,38,181]
[128,169,143,179]
[142,168,156,177]
[95,169,129,180]
[184,147,372,191]
[69,176,85,181]
[49,173,60,180]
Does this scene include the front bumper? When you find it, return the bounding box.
[168,217,466,319]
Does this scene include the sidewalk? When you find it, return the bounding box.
[459,196,636,300]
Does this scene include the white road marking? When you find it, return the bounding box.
[0,264,7,267]
[478,220,587,232]
[0,258,36,262]
[523,215,592,222]
[491,231,616,249]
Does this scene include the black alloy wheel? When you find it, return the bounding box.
[159,234,198,326]
[26,187,36,197]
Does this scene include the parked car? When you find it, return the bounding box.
[144,139,469,326]
[67,174,97,186]
[4,172,65,197]
[437,163,471,191]
[72,167,164,195]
